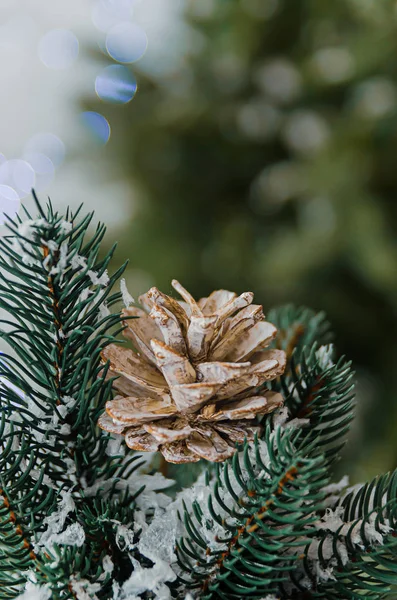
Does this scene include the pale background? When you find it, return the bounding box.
[0,0,188,227]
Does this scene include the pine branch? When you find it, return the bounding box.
[268,306,355,467]
[176,424,329,599]
[268,305,333,365]
[0,196,144,598]
[176,306,357,600]
[301,471,397,599]
[287,346,354,465]
[0,489,34,594]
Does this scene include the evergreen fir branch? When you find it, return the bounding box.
[283,345,355,466]
[0,487,34,594]
[174,306,358,600]
[31,496,140,599]
[0,195,145,598]
[268,305,333,364]
[300,471,397,599]
[268,306,355,467]
[176,424,330,600]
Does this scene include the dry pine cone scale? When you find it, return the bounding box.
[98,280,286,463]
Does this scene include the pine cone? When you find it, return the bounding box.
[98,280,286,463]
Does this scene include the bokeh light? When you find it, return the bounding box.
[95,64,137,103]
[38,29,79,70]
[24,133,65,168]
[24,152,55,191]
[0,185,20,225]
[352,77,397,118]
[299,197,337,237]
[255,58,302,105]
[92,0,135,33]
[0,159,35,199]
[250,161,305,211]
[241,0,279,19]
[237,100,280,140]
[106,22,148,63]
[311,47,355,84]
[81,111,111,144]
[282,110,329,156]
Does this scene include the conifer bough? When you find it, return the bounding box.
[0,195,396,600]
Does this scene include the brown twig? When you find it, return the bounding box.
[0,489,36,561]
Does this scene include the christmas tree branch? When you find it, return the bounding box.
[177,424,329,599]
[176,306,358,600]
[269,306,355,466]
[302,471,397,598]
[0,196,145,598]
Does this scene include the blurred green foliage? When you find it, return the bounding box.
[87,0,397,480]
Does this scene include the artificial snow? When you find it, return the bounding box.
[308,503,392,582]
[78,288,94,303]
[286,416,310,429]
[102,555,114,576]
[114,522,136,552]
[18,219,49,240]
[70,577,101,600]
[71,253,88,270]
[273,405,289,428]
[64,456,78,485]
[16,581,51,600]
[49,241,68,276]
[41,239,59,253]
[105,433,125,457]
[42,254,52,270]
[140,469,231,580]
[34,490,76,550]
[314,505,391,547]
[52,404,68,424]
[307,538,337,581]
[88,269,110,286]
[315,507,345,533]
[273,406,310,429]
[120,278,135,308]
[322,475,349,496]
[98,301,111,319]
[63,395,77,411]
[82,464,174,515]
[45,522,85,550]
[30,396,75,447]
[113,557,176,600]
[138,510,179,564]
[316,344,334,369]
[59,220,73,234]
[273,405,310,431]
[322,475,350,507]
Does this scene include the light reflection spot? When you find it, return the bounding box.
[24,133,65,168]
[0,160,35,199]
[95,64,137,104]
[106,22,148,63]
[81,111,111,144]
[0,185,20,225]
[38,29,79,70]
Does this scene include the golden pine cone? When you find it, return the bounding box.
[98,280,286,463]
